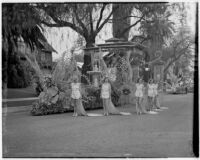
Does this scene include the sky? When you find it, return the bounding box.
[43,2,197,61]
[185,2,196,33]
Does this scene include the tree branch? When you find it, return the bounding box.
[119,14,145,37]
[94,5,120,36]
[148,53,162,65]
[41,19,85,37]
[72,5,89,37]
[108,15,146,22]
[89,10,94,34]
[37,4,86,37]
[164,43,191,73]
[131,35,148,42]
[172,38,188,52]
[96,3,107,30]
[41,21,63,27]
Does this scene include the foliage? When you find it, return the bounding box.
[113,3,171,40]
[82,86,102,109]
[2,3,49,88]
[34,3,187,85]
[31,76,70,115]
[2,3,45,50]
[33,3,119,83]
[162,26,194,75]
[130,3,188,63]
[122,88,131,95]
[31,49,105,115]
[111,85,121,106]
[31,100,65,116]
[139,15,175,47]
[34,3,115,46]
[6,54,31,88]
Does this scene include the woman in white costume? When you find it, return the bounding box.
[71,76,87,116]
[71,76,103,117]
[135,78,145,114]
[101,77,131,116]
[153,80,168,110]
[153,80,162,111]
[147,79,158,114]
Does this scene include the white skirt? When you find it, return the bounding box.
[101,91,110,99]
[148,90,154,97]
[135,90,143,98]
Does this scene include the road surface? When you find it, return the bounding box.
[3,93,194,157]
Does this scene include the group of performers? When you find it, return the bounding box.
[71,75,131,117]
[135,78,166,115]
[70,74,167,117]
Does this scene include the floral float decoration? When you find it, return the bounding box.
[31,76,67,115]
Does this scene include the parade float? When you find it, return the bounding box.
[30,37,165,115]
[83,37,149,105]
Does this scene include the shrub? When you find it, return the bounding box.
[30,83,70,116]
[82,85,102,109]
[31,100,65,116]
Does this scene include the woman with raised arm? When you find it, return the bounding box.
[101,76,131,116]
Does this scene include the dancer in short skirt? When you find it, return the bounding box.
[101,77,131,116]
[135,78,145,115]
[153,80,162,111]
[71,76,87,116]
[147,79,158,114]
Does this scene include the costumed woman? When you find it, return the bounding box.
[135,78,147,115]
[147,79,158,114]
[71,75,103,117]
[152,80,163,111]
[101,76,131,116]
[71,76,87,116]
[153,80,168,110]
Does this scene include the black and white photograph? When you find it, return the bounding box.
[2,1,198,158]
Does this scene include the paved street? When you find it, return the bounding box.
[3,93,194,158]
[3,87,37,107]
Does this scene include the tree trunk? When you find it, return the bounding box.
[112,4,134,105]
[112,4,132,40]
[81,36,95,84]
[113,4,133,83]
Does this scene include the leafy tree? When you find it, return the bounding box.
[35,3,116,46]
[112,3,170,40]
[29,3,190,85]
[34,3,121,83]
[130,3,188,62]
[2,3,48,89]
[162,26,195,77]
[111,3,173,84]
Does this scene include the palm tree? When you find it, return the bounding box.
[2,3,47,90]
[139,14,175,58]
